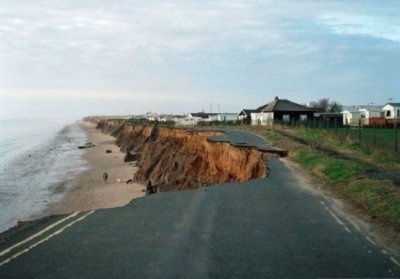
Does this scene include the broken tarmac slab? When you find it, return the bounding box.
[205,129,287,156]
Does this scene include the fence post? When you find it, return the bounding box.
[395,120,398,153]
[335,118,338,136]
[373,123,376,148]
[358,119,361,143]
[345,119,348,137]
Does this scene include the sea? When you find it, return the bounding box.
[0,118,89,233]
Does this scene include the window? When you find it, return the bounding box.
[386,110,391,117]
[283,115,290,122]
[300,115,308,121]
[398,110,400,118]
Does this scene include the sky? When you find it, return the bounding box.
[0,0,399,119]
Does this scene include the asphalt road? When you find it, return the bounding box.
[1,131,399,278]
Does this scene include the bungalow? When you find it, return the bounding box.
[217,113,238,122]
[383,103,400,119]
[238,109,258,124]
[251,97,315,125]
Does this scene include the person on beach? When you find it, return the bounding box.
[103,172,108,183]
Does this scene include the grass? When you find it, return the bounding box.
[338,179,400,229]
[293,148,359,182]
[258,127,400,230]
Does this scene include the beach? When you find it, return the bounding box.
[46,122,145,215]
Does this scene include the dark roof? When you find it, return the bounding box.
[257,97,313,112]
[190,112,218,119]
[239,109,259,117]
[385,103,400,107]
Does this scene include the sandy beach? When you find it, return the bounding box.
[47,122,145,215]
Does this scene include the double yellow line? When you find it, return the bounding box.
[0,210,94,267]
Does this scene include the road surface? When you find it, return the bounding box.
[0,130,399,278]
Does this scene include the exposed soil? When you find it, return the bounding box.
[95,120,268,192]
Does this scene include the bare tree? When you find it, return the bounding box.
[310,98,330,112]
[328,101,343,113]
[309,98,343,113]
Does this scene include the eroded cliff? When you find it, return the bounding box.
[95,119,267,192]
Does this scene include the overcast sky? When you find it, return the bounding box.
[0,0,399,119]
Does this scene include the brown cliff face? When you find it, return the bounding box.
[95,119,267,192]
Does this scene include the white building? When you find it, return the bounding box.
[357,106,383,125]
[383,103,400,119]
[342,110,362,126]
[250,112,274,125]
[217,113,238,122]
[342,105,384,126]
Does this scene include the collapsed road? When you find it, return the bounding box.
[0,129,399,278]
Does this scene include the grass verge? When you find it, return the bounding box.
[259,128,400,230]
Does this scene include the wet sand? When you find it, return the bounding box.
[48,122,145,215]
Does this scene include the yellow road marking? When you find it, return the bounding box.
[0,211,94,267]
[0,211,80,257]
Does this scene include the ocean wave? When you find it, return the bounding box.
[0,121,89,233]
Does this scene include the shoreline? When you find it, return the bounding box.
[43,122,145,216]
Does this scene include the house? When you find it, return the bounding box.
[217,113,238,122]
[383,103,400,119]
[238,109,258,124]
[251,97,315,125]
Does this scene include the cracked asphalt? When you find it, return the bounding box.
[1,130,399,278]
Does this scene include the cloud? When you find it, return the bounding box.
[0,0,399,117]
[318,13,400,43]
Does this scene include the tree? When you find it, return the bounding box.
[309,98,343,112]
[328,101,343,113]
[310,98,330,112]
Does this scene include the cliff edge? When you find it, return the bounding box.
[95,119,268,192]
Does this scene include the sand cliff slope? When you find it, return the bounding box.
[95,119,266,192]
